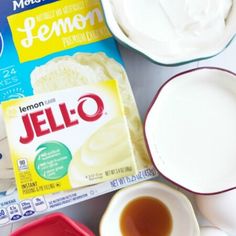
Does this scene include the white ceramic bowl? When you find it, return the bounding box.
[200,227,228,236]
[145,67,236,194]
[100,181,200,236]
[101,0,236,66]
[196,190,236,235]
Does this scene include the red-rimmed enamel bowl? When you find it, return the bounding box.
[145,67,236,194]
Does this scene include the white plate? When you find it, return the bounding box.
[145,67,236,194]
[101,0,236,65]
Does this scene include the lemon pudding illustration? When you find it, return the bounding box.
[68,116,134,187]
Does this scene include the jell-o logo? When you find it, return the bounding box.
[19,93,104,144]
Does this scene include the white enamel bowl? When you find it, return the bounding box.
[100,181,200,236]
[145,67,236,194]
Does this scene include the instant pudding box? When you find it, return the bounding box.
[0,0,156,225]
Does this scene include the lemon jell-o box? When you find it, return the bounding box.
[0,0,151,202]
[2,80,137,199]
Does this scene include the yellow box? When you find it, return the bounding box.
[2,80,137,199]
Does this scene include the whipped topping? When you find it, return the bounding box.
[111,0,233,62]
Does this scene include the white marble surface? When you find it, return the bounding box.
[1,39,236,236]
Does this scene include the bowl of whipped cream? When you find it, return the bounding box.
[101,0,236,65]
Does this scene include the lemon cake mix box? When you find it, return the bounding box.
[0,0,156,225]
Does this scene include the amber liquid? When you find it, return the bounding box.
[120,196,173,236]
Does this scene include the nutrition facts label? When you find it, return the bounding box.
[7,204,22,221]
[0,208,9,225]
[0,196,47,225]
